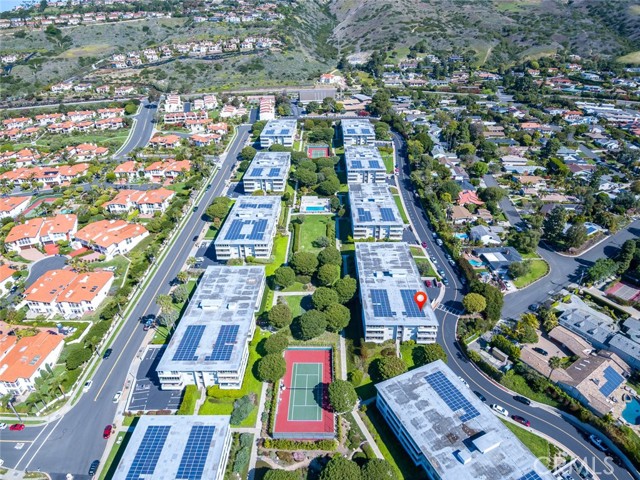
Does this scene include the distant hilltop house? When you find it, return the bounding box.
[164,94,184,113]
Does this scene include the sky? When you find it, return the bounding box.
[0,0,31,13]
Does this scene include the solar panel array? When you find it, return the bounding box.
[351,160,363,169]
[425,371,480,422]
[239,202,273,209]
[268,167,280,177]
[249,219,267,240]
[380,207,396,222]
[172,325,205,361]
[369,160,381,169]
[346,128,357,135]
[401,290,425,317]
[125,425,171,480]
[175,425,216,480]
[371,289,394,317]
[357,208,373,222]
[600,366,624,397]
[250,168,263,176]
[205,325,239,361]
[224,219,268,241]
[264,129,275,135]
[517,471,544,480]
[281,129,290,135]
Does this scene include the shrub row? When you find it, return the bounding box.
[177,385,200,415]
[262,438,337,451]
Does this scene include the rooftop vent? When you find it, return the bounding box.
[472,431,501,454]
[454,449,472,465]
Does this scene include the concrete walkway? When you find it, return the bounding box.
[242,382,269,480]
[257,455,311,471]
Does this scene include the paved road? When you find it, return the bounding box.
[1,124,253,480]
[393,132,637,480]
[483,174,525,228]
[113,100,157,160]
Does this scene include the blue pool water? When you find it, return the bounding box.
[305,206,327,212]
[455,233,468,240]
[622,397,640,425]
[469,259,484,267]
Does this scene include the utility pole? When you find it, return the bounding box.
[7,399,22,423]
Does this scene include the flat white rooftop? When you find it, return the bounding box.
[243,151,291,181]
[342,118,375,137]
[260,119,297,137]
[345,146,385,172]
[376,360,555,480]
[349,183,403,226]
[355,242,438,328]
[215,196,281,246]
[157,265,265,373]
[112,415,230,480]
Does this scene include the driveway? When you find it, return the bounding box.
[127,346,182,413]
[483,174,524,228]
[26,255,67,287]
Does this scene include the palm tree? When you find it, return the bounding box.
[548,356,562,380]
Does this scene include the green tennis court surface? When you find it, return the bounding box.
[288,363,323,421]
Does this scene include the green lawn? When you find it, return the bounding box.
[381,152,395,173]
[410,246,425,257]
[99,430,133,480]
[204,225,218,239]
[198,329,268,428]
[393,195,409,224]
[88,255,129,289]
[283,294,312,318]
[266,234,289,276]
[151,279,198,345]
[297,214,334,253]
[414,258,437,278]
[500,371,560,407]
[501,420,552,468]
[513,260,549,288]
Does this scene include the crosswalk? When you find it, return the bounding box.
[436,304,464,316]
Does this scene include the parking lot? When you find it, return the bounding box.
[127,346,183,412]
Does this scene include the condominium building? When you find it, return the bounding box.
[376,361,554,480]
[259,119,297,148]
[341,118,375,146]
[243,151,291,193]
[156,266,265,390]
[345,146,386,183]
[112,415,232,480]
[4,214,77,252]
[355,242,438,344]
[349,183,403,240]
[102,188,175,215]
[214,196,281,260]
[75,219,149,259]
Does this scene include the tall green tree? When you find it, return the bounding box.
[543,206,567,243]
[328,380,358,414]
[320,456,361,480]
[361,459,399,480]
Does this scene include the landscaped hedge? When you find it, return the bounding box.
[292,223,301,252]
[362,442,376,459]
[177,385,200,415]
[262,438,337,451]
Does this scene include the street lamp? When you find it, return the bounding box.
[7,399,22,423]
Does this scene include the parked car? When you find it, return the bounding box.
[436,239,443,246]
[9,423,25,431]
[103,424,113,439]
[103,348,113,359]
[458,376,470,388]
[432,232,437,239]
[442,278,449,286]
[193,206,198,212]
[438,269,445,276]
[589,434,608,452]
[513,395,531,406]
[490,404,509,417]
[512,415,531,427]
[112,391,122,403]
[83,380,93,393]
[528,303,540,312]
[473,391,486,402]
[421,241,427,248]
[532,347,548,356]
[88,460,100,476]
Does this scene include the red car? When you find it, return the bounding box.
[512,415,531,427]
[425,279,432,288]
[9,423,25,431]
[421,242,427,248]
[103,424,113,439]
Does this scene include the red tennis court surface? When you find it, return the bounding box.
[606,281,640,302]
[273,348,335,439]
[307,145,330,159]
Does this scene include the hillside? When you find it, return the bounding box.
[326,0,640,65]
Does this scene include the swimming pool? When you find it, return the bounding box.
[455,233,469,240]
[469,259,484,267]
[622,397,640,425]
[305,206,327,212]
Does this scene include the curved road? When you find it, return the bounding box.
[393,131,638,480]
[113,99,157,160]
[1,123,253,480]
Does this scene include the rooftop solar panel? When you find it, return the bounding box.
[401,290,425,317]
[176,425,216,480]
[357,208,372,223]
[351,160,363,169]
[281,129,290,135]
[268,167,280,177]
[250,168,264,176]
[371,289,394,317]
[600,366,624,397]
[125,425,171,480]
[369,160,381,169]
[380,207,396,222]
[205,324,239,361]
[264,129,275,135]
[224,219,245,241]
[518,472,544,480]
[241,203,258,209]
[248,219,267,240]
[425,371,480,422]
[257,203,273,209]
[346,128,356,135]
[172,325,205,361]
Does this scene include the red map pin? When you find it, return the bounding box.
[414,291,427,311]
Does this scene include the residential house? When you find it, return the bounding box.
[149,134,181,149]
[0,196,31,219]
[113,161,140,182]
[0,264,16,296]
[164,94,183,113]
[469,225,501,246]
[102,188,175,215]
[449,205,476,224]
[144,159,191,183]
[4,214,77,252]
[75,219,149,259]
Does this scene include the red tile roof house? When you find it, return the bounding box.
[102,188,175,215]
[67,144,108,161]
[23,269,114,318]
[4,214,77,253]
[0,196,32,219]
[74,219,149,259]
[457,190,484,206]
[113,160,140,182]
[2,117,32,129]
[148,134,182,149]
[95,117,125,130]
[0,330,64,395]
[0,264,16,296]
[144,159,191,183]
[190,134,220,146]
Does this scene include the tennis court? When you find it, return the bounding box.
[273,348,335,439]
[307,145,330,158]
[288,363,323,421]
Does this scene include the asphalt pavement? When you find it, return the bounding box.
[393,132,638,480]
[113,100,157,160]
[1,123,253,479]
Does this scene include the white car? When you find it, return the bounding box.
[0,422,7,430]
[458,376,470,388]
[112,391,122,403]
[490,404,509,417]
[83,380,93,393]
